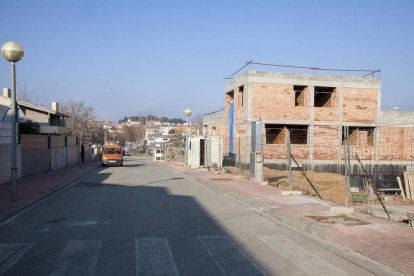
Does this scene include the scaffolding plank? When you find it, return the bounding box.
[397,177,406,200]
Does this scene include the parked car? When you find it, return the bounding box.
[101,145,123,167]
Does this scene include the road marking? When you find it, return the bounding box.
[135,238,179,276]
[258,236,348,276]
[0,243,33,275]
[198,236,265,276]
[50,240,102,276]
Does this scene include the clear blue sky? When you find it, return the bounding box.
[0,0,413,122]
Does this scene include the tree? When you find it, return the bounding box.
[192,113,204,126]
[17,81,30,101]
[87,121,105,145]
[122,125,145,142]
[61,100,95,143]
[169,118,185,124]
[160,117,169,123]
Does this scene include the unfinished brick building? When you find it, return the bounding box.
[204,70,414,175]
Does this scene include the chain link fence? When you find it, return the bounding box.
[164,137,185,163]
[221,125,414,224]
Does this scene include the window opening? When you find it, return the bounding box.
[266,126,285,144]
[239,85,244,107]
[314,86,335,107]
[226,90,234,104]
[289,126,308,144]
[342,127,375,146]
[265,124,308,144]
[294,85,306,106]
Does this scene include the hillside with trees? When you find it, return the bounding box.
[118,115,185,125]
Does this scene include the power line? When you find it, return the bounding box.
[226,60,380,79]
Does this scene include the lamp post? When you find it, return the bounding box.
[103,124,108,145]
[184,108,192,172]
[1,42,24,201]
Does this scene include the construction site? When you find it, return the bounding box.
[202,62,414,225]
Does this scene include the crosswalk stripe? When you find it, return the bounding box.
[198,236,265,276]
[50,240,102,276]
[258,236,348,276]
[135,238,179,276]
[0,243,33,275]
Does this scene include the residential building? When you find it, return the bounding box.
[204,70,414,168]
[0,88,70,135]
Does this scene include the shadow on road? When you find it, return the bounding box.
[1,166,268,276]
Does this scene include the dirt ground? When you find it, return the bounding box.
[263,167,347,205]
[222,166,347,205]
[223,166,414,209]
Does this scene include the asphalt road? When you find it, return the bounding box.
[0,157,378,275]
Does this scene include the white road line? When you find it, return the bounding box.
[258,236,349,276]
[0,243,33,275]
[50,240,102,276]
[135,238,179,276]
[198,236,265,276]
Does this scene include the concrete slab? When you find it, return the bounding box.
[330,207,355,215]
[281,191,303,196]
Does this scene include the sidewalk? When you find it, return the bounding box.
[0,162,100,224]
[168,163,414,275]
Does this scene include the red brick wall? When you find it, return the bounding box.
[251,83,310,121]
[378,127,414,160]
[343,88,378,123]
[234,124,249,161]
[313,126,341,160]
[314,90,339,122]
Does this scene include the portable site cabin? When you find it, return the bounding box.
[187,136,222,168]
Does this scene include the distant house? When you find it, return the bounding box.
[0,89,76,184]
[151,134,176,161]
[175,124,202,135]
[0,88,70,135]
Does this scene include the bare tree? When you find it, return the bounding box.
[192,113,204,126]
[123,125,144,142]
[17,81,30,101]
[61,100,95,143]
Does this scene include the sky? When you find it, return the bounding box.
[0,0,413,122]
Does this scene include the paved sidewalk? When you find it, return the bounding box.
[0,162,100,223]
[168,163,414,275]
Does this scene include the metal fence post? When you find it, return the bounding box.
[238,137,242,176]
[345,126,351,207]
[287,130,292,191]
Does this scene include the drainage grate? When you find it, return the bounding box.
[306,215,370,226]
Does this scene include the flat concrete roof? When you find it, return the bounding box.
[225,70,381,92]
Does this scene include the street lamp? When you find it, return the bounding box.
[184,108,192,172]
[1,42,24,201]
[184,108,192,132]
[103,124,108,145]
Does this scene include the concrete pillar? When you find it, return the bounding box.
[3,88,11,98]
[338,87,344,167]
[308,86,315,163]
